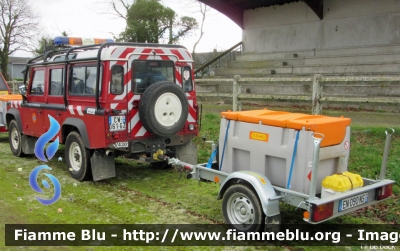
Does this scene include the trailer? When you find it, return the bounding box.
[0,74,21,133]
[167,109,395,232]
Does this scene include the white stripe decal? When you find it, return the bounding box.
[130,112,140,127]
[111,103,118,109]
[77,106,84,116]
[136,127,147,137]
[68,105,75,115]
[187,114,196,123]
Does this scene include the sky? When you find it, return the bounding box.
[12,0,242,57]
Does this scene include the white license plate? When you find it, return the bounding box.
[113,141,128,148]
[109,116,126,132]
[339,192,368,212]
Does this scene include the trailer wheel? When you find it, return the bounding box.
[9,120,24,157]
[222,184,264,232]
[65,131,92,181]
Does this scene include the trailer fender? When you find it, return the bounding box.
[6,108,22,132]
[217,171,280,217]
[62,118,90,148]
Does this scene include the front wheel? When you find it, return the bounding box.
[65,131,92,181]
[8,120,24,157]
[222,184,264,232]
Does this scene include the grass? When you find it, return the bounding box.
[0,103,399,250]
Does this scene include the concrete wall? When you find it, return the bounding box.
[243,0,400,53]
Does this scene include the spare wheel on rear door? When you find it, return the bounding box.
[139,81,188,137]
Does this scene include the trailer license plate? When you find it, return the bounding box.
[339,192,368,212]
[109,116,126,131]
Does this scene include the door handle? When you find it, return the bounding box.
[55,112,61,117]
[37,110,42,115]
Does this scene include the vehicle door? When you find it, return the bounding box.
[24,67,46,137]
[128,59,176,138]
[107,62,128,138]
[45,66,65,136]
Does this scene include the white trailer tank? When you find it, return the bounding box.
[218,109,351,195]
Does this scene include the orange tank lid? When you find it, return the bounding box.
[221,109,351,147]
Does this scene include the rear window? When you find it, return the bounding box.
[132,60,174,93]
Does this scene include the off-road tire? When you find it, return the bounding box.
[139,81,188,137]
[8,120,24,157]
[65,131,92,181]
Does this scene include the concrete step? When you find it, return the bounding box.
[315,44,400,57]
[237,44,400,62]
[228,58,304,69]
[215,62,400,77]
[304,52,400,66]
[291,63,400,75]
[237,51,313,61]
[215,67,293,77]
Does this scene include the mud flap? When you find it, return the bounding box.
[265,214,281,232]
[90,152,116,181]
[21,135,36,155]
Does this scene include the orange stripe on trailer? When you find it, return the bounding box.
[0,94,22,101]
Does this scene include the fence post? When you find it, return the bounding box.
[233,75,241,111]
[312,74,322,115]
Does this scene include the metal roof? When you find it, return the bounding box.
[198,0,323,28]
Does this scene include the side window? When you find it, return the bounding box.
[30,70,45,95]
[69,66,102,96]
[111,65,124,95]
[49,69,64,96]
[182,66,193,92]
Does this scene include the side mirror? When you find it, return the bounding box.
[18,85,26,96]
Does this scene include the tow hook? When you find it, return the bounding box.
[152,149,166,161]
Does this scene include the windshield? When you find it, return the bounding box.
[132,60,174,93]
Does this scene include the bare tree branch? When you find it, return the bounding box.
[0,0,38,80]
[192,1,209,56]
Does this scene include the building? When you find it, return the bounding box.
[8,56,30,80]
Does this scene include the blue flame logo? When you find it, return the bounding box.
[30,115,61,205]
[29,165,61,205]
[34,115,60,162]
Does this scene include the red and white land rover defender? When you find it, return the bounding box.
[6,37,199,181]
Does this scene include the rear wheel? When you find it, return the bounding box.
[222,184,264,232]
[65,131,92,181]
[8,120,24,157]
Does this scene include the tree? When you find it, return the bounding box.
[192,1,209,59]
[0,0,38,80]
[32,31,68,57]
[117,0,198,44]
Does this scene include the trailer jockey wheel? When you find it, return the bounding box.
[139,81,188,137]
[222,184,264,232]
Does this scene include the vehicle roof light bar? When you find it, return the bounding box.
[53,36,114,47]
